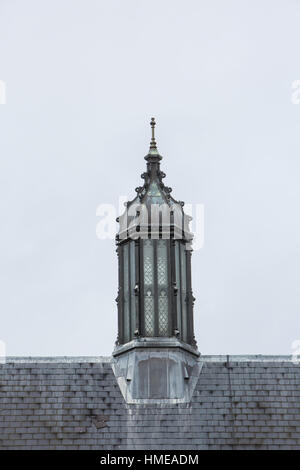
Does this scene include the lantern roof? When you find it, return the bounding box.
[117,118,193,244]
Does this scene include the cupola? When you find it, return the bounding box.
[112,118,200,403]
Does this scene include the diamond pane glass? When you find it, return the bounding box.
[145,289,154,336]
[157,240,169,336]
[144,240,154,285]
[157,239,168,286]
[158,289,168,336]
[143,240,154,336]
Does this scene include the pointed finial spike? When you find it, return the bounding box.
[145,116,162,160]
[150,117,157,150]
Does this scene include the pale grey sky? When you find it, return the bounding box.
[0,0,300,356]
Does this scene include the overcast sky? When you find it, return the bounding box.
[0,0,300,357]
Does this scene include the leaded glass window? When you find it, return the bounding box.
[119,236,193,345]
[144,290,155,335]
[142,239,170,337]
[143,240,154,336]
[157,240,169,336]
[158,289,168,335]
[157,240,168,286]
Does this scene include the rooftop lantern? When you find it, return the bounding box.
[112,118,200,403]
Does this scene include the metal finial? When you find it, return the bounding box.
[150,117,157,150]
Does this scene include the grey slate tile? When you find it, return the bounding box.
[1,357,300,449]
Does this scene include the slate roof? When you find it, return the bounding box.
[0,355,300,450]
